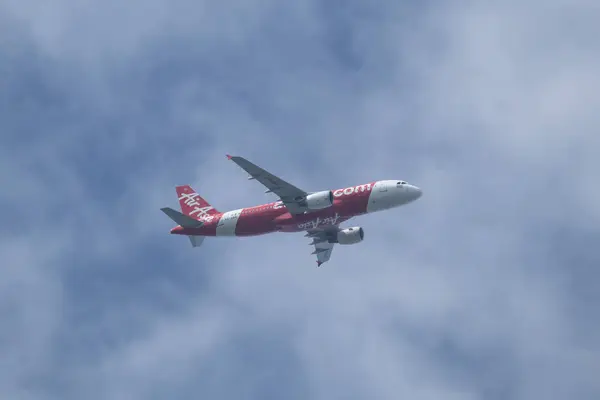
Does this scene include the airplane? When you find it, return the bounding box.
[161,155,422,267]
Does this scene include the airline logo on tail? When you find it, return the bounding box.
[176,185,220,222]
[178,192,213,216]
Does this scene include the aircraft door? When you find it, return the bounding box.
[367,181,391,212]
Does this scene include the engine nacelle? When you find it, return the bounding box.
[305,190,334,210]
[336,227,364,245]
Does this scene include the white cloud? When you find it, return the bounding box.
[1,0,599,399]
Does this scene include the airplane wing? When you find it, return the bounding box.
[227,155,308,215]
[305,225,339,267]
[312,241,335,267]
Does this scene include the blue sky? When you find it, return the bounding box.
[1,0,599,399]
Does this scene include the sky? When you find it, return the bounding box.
[1,0,600,399]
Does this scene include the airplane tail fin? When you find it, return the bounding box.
[163,185,217,248]
[175,185,220,219]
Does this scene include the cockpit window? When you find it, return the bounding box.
[397,181,407,185]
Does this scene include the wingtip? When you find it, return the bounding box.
[316,261,323,267]
[226,154,233,160]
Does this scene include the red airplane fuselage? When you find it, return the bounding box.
[170,180,421,238]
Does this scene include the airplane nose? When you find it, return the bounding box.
[409,185,422,200]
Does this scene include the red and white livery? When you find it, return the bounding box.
[161,155,422,266]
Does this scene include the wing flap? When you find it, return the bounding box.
[311,247,330,254]
[305,225,339,267]
[313,241,334,267]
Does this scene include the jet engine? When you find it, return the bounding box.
[336,227,364,245]
[304,190,334,210]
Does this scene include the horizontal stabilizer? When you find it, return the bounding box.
[161,207,204,228]
[188,235,205,247]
